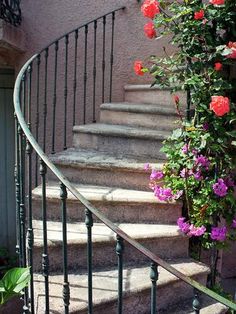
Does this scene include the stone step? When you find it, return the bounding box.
[159,295,228,314]
[33,259,209,313]
[48,148,164,191]
[124,84,186,107]
[100,102,180,130]
[33,220,188,272]
[32,182,182,224]
[73,124,169,159]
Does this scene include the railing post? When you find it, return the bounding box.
[73,29,79,126]
[150,262,158,314]
[64,35,69,150]
[116,235,124,314]
[52,41,58,155]
[60,183,70,313]
[83,25,88,124]
[85,208,93,313]
[40,160,50,313]
[192,289,201,314]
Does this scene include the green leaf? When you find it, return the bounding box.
[2,267,30,293]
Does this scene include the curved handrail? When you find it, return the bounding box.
[14,23,236,314]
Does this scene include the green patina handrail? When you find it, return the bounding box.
[14,52,236,311]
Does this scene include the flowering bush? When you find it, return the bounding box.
[139,0,236,250]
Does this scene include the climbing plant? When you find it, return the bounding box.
[136,0,236,256]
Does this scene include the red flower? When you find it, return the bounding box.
[134,61,144,76]
[214,62,223,71]
[141,0,160,19]
[144,22,156,39]
[209,0,225,5]
[173,95,180,104]
[226,42,236,59]
[210,96,230,117]
[194,10,204,20]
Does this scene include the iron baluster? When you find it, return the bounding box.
[85,208,93,314]
[14,116,21,263]
[60,183,70,313]
[40,160,50,313]
[64,35,69,150]
[116,235,124,314]
[26,64,35,314]
[92,20,97,123]
[109,12,115,102]
[192,289,201,314]
[52,41,58,154]
[150,262,158,314]
[83,25,88,124]
[43,48,48,152]
[102,16,106,103]
[73,29,78,126]
[35,54,41,187]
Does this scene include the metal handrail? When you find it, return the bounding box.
[14,54,236,313]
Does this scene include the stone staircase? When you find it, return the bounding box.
[32,85,227,313]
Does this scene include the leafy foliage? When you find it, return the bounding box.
[140,0,236,249]
[0,267,30,305]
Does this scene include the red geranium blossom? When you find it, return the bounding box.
[173,95,180,104]
[226,42,236,59]
[209,0,225,5]
[194,10,204,20]
[214,62,222,71]
[141,0,160,19]
[134,61,144,76]
[144,22,156,39]
[210,96,230,117]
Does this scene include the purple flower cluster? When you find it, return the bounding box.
[210,226,227,242]
[195,155,210,169]
[177,217,206,237]
[150,169,164,180]
[154,186,182,202]
[212,178,228,197]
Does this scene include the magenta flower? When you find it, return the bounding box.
[144,163,150,171]
[180,168,188,178]
[232,219,236,228]
[195,155,210,169]
[188,224,206,236]
[150,169,164,180]
[192,149,198,156]
[210,226,227,241]
[173,190,183,200]
[194,170,203,181]
[213,178,228,197]
[154,186,174,201]
[203,122,209,131]
[224,177,235,187]
[177,217,190,233]
[182,144,189,154]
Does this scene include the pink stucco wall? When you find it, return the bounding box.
[17,0,174,84]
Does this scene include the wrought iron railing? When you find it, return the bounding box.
[13,6,236,314]
[0,0,21,26]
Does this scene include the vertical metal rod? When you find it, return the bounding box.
[40,160,50,313]
[102,16,106,103]
[109,12,115,102]
[19,76,26,269]
[83,25,88,124]
[26,64,35,314]
[14,115,21,263]
[73,29,78,126]
[116,235,124,314]
[150,262,158,314]
[52,41,58,154]
[64,35,69,150]
[85,208,93,314]
[43,48,48,152]
[92,20,97,123]
[35,54,41,186]
[60,183,70,314]
[192,289,201,314]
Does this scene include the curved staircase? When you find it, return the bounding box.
[31,85,227,313]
